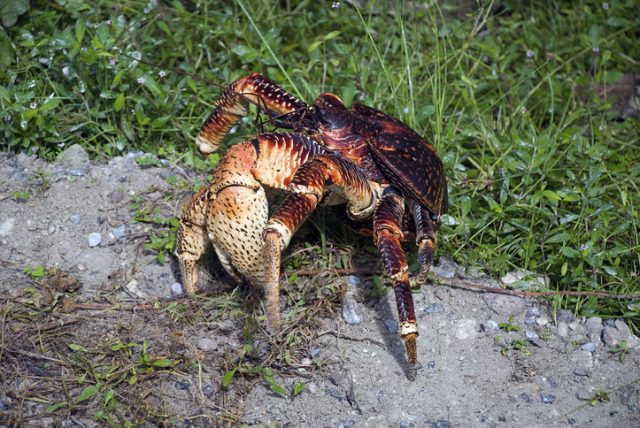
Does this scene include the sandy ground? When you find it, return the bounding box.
[1,147,638,427]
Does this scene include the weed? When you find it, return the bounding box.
[609,340,628,362]
[499,316,521,333]
[11,190,30,201]
[589,389,610,406]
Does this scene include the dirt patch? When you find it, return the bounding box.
[1,147,639,427]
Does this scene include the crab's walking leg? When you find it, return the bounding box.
[374,187,419,381]
[413,202,438,286]
[196,73,309,154]
[262,154,377,330]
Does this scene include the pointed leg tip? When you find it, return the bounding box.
[403,333,418,381]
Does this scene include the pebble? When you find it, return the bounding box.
[107,190,125,204]
[580,342,596,353]
[526,307,541,318]
[585,317,603,344]
[524,330,539,341]
[483,293,527,316]
[111,224,126,240]
[197,338,217,352]
[481,320,500,332]
[69,168,85,176]
[124,279,148,299]
[573,367,591,377]
[557,322,569,338]
[432,256,458,279]
[576,389,593,401]
[602,326,623,347]
[425,421,451,428]
[307,382,318,394]
[203,384,215,397]
[540,393,556,404]
[170,282,184,296]
[384,319,399,334]
[420,303,444,317]
[0,218,15,237]
[341,295,362,325]
[519,392,532,403]
[69,214,81,224]
[309,346,321,358]
[556,309,574,323]
[347,275,360,286]
[300,358,312,367]
[175,381,190,390]
[536,317,549,327]
[87,232,101,247]
[571,350,593,368]
[337,419,355,428]
[455,319,477,340]
[57,144,89,168]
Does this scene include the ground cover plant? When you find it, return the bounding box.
[1,0,639,424]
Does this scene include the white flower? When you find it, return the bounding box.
[520,106,527,114]
[62,66,70,76]
[143,7,150,14]
[599,124,605,131]
[332,1,340,8]
[137,77,146,85]
[602,2,609,10]
[158,70,166,78]
[580,243,588,251]
[109,58,117,66]
[30,102,38,109]
[592,46,600,54]
[526,50,534,58]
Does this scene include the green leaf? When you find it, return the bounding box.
[114,93,125,112]
[151,358,173,368]
[542,190,561,201]
[293,382,305,396]
[46,401,66,412]
[0,0,30,27]
[75,19,86,43]
[269,382,289,397]
[222,369,236,388]
[69,343,87,352]
[547,232,570,244]
[0,30,14,67]
[76,384,100,403]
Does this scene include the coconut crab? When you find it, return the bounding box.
[176,73,447,380]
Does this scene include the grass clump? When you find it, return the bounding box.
[1,0,638,327]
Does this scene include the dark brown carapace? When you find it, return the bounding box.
[176,73,448,380]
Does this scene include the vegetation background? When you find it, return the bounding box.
[1,0,639,329]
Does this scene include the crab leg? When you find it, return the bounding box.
[196,73,309,154]
[413,201,438,286]
[262,153,377,330]
[373,187,419,381]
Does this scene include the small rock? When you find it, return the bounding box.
[347,275,360,286]
[432,256,457,279]
[69,168,85,176]
[124,279,148,299]
[175,381,190,391]
[526,307,541,318]
[307,382,318,394]
[481,320,500,333]
[540,393,556,404]
[197,338,217,352]
[399,422,413,428]
[384,319,399,334]
[341,295,362,325]
[525,330,539,341]
[602,326,623,347]
[427,360,436,369]
[107,190,125,204]
[87,232,102,247]
[501,269,548,289]
[203,384,215,397]
[519,392,532,403]
[111,224,126,240]
[571,350,593,369]
[585,317,603,344]
[483,293,527,316]
[337,419,355,428]
[419,303,444,317]
[69,214,81,225]
[300,358,312,367]
[557,309,574,323]
[573,367,591,377]
[425,421,451,428]
[536,317,549,327]
[580,342,596,353]
[57,144,89,168]
[557,322,569,338]
[614,319,632,338]
[455,319,477,340]
[568,321,579,331]
[0,218,15,237]
[309,346,321,358]
[170,282,184,296]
